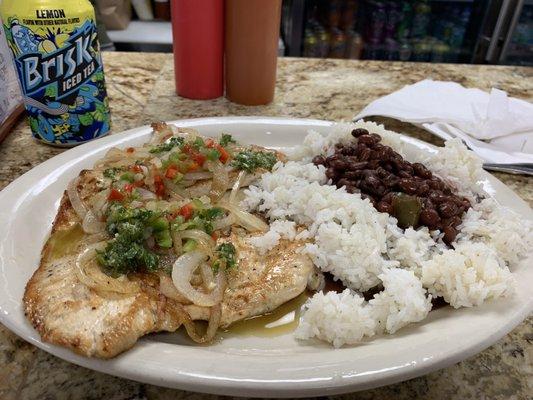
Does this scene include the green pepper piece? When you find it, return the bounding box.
[219,133,236,147]
[191,199,204,210]
[103,167,121,179]
[150,216,169,232]
[183,239,197,252]
[392,194,422,229]
[192,137,205,149]
[206,148,221,161]
[212,242,237,272]
[155,230,172,248]
[120,171,135,182]
[172,172,184,183]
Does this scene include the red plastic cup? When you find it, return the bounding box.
[171,0,224,99]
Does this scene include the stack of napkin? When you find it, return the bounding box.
[355,80,533,163]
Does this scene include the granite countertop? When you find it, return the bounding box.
[0,53,531,400]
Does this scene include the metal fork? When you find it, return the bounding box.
[482,163,533,176]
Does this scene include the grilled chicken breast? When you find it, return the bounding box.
[24,158,312,358]
[185,229,313,327]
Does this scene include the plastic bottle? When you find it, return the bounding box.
[368,1,386,44]
[316,26,330,58]
[171,0,223,99]
[346,31,364,59]
[411,0,431,39]
[225,0,282,105]
[329,27,347,58]
[396,1,413,41]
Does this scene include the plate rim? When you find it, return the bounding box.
[0,116,531,398]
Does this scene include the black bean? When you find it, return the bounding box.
[391,152,404,162]
[445,216,462,228]
[420,208,440,228]
[382,192,395,204]
[351,128,369,138]
[377,201,393,214]
[383,176,399,188]
[370,133,382,143]
[417,182,430,196]
[361,169,377,179]
[343,170,363,180]
[428,177,444,190]
[398,170,413,178]
[341,146,357,156]
[413,163,432,179]
[398,178,418,195]
[376,167,389,178]
[428,191,447,204]
[329,159,347,170]
[375,148,390,161]
[422,198,434,209]
[438,202,459,218]
[391,159,403,173]
[443,225,457,244]
[448,197,462,210]
[449,196,464,207]
[402,163,414,176]
[367,159,381,169]
[346,185,358,194]
[349,161,369,170]
[373,143,384,152]
[337,178,351,188]
[383,161,395,172]
[312,155,326,165]
[325,168,337,179]
[358,134,380,146]
[365,175,381,187]
[370,183,387,197]
[358,147,372,161]
[443,187,453,195]
[354,143,367,155]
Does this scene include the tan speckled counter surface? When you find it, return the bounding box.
[0,53,531,400]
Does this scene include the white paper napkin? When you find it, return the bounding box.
[354,80,533,163]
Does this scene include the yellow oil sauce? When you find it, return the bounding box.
[222,292,309,338]
[48,224,86,260]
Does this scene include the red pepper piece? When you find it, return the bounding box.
[108,188,124,201]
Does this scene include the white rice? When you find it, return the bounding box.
[386,225,444,276]
[247,219,298,255]
[243,120,532,347]
[370,268,432,334]
[294,289,376,348]
[456,198,533,266]
[421,242,515,308]
[295,268,431,347]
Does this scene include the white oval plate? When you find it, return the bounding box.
[0,117,531,398]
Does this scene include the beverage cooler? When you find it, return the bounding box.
[495,0,533,65]
[281,0,533,65]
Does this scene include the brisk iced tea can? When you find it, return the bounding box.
[0,0,111,146]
